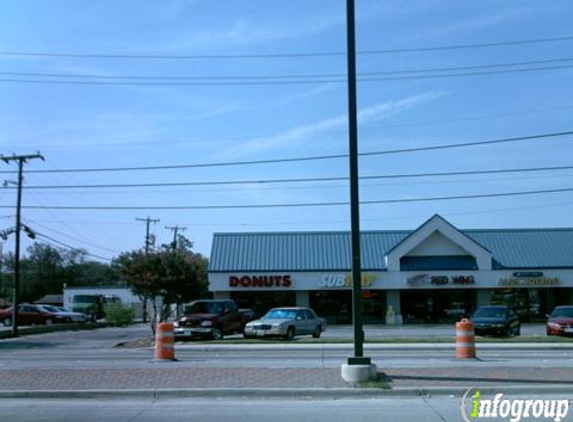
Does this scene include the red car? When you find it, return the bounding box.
[547,306,573,336]
[0,304,68,327]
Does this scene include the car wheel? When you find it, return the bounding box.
[3,317,12,327]
[45,318,53,326]
[284,327,295,341]
[514,326,521,336]
[211,328,223,340]
[312,325,322,338]
[243,333,252,339]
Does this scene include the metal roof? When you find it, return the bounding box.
[209,228,573,272]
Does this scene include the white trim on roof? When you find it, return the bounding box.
[385,215,493,271]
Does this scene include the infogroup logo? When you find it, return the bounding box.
[460,389,570,422]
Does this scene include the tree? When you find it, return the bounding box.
[1,243,119,304]
[116,242,208,333]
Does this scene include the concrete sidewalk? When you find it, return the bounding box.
[1,365,572,396]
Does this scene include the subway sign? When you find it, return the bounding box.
[317,273,376,289]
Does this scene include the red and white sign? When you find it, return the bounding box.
[229,275,292,288]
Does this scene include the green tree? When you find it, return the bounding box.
[1,243,118,304]
[116,242,208,332]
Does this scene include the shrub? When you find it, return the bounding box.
[104,302,135,326]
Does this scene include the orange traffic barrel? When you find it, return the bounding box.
[455,318,477,358]
[155,322,176,361]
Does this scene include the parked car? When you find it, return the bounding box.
[244,307,326,340]
[36,304,88,323]
[173,299,246,340]
[0,304,68,327]
[443,302,467,318]
[471,305,521,337]
[546,306,573,336]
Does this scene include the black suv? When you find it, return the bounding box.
[472,305,521,337]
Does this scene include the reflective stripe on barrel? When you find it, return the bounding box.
[155,322,176,360]
[455,318,477,358]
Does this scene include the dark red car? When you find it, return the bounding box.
[0,304,68,327]
[547,306,573,336]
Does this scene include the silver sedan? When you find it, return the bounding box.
[244,307,326,340]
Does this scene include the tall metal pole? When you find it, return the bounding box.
[1,153,44,338]
[346,0,369,364]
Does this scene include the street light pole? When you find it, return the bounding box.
[341,0,377,382]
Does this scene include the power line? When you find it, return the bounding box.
[1,130,570,175]
[0,35,572,59]
[2,64,572,86]
[4,56,573,81]
[1,186,572,210]
[8,103,570,151]
[35,233,113,262]
[22,200,573,227]
[25,218,122,254]
[11,165,573,190]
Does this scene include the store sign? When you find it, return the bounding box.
[512,272,544,278]
[498,277,559,287]
[406,274,475,286]
[317,273,376,289]
[229,275,292,288]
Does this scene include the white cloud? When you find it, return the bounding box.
[219,91,446,158]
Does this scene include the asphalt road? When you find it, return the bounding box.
[0,324,571,370]
[2,395,572,422]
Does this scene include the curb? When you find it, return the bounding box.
[1,386,572,400]
[0,322,108,339]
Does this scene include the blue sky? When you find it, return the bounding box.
[1,0,572,262]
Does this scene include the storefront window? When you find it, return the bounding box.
[490,288,558,322]
[230,291,295,319]
[401,290,474,324]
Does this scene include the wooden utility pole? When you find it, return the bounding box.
[136,217,159,323]
[1,153,45,337]
[165,225,186,251]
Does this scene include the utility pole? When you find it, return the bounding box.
[1,153,45,338]
[165,225,186,252]
[341,0,376,381]
[136,217,159,323]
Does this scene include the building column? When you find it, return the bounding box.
[296,291,309,308]
[386,290,402,325]
[214,291,230,300]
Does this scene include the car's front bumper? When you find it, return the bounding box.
[474,325,508,336]
[547,325,573,336]
[244,325,286,337]
[173,327,214,339]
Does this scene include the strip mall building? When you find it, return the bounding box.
[208,215,573,324]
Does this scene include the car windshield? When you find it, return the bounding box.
[73,295,98,304]
[39,305,61,313]
[551,308,573,318]
[473,308,506,318]
[264,309,298,319]
[185,302,224,315]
